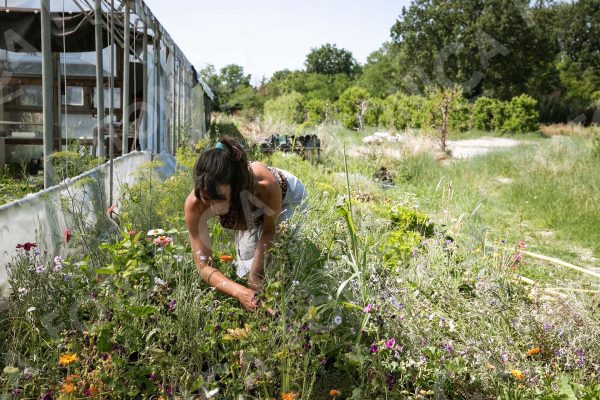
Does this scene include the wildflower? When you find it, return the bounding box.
[385,373,397,390]
[58,353,78,366]
[167,299,177,313]
[154,277,166,286]
[333,315,342,325]
[153,236,173,247]
[18,287,28,295]
[281,393,295,400]
[219,254,234,263]
[23,367,33,379]
[3,366,19,375]
[65,374,79,384]
[363,303,373,313]
[517,241,526,251]
[543,322,552,331]
[501,352,508,365]
[369,344,379,354]
[41,391,53,400]
[527,347,540,356]
[510,369,523,380]
[60,383,74,394]
[16,242,37,251]
[303,342,312,351]
[84,386,99,397]
[174,254,184,262]
[320,357,328,366]
[63,228,71,243]
[147,229,165,236]
[107,204,118,216]
[54,256,63,272]
[385,338,396,349]
[27,306,36,313]
[329,389,341,397]
[441,342,454,353]
[35,265,46,273]
[292,280,300,286]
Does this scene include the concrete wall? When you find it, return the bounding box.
[0,151,175,299]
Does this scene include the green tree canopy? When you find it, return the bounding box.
[305,43,360,77]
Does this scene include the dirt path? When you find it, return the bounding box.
[446,137,527,159]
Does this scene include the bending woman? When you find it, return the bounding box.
[184,136,307,312]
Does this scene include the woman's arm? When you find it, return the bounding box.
[184,192,258,311]
[248,180,282,290]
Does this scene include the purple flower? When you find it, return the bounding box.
[149,372,158,382]
[363,303,373,313]
[303,342,312,351]
[385,338,396,349]
[168,299,177,313]
[215,325,222,332]
[320,357,328,366]
[385,373,397,390]
[111,343,125,354]
[501,352,508,365]
[441,342,454,353]
[40,392,53,400]
[543,322,552,331]
[369,344,379,354]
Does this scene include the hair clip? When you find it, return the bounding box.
[215,142,226,151]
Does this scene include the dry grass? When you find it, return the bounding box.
[539,123,600,138]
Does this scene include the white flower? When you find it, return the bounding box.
[291,280,299,287]
[154,277,166,286]
[333,315,342,325]
[35,265,46,273]
[147,228,165,236]
[53,264,63,272]
[54,256,63,265]
[27,306,36,313]
[173,255,184,262]
[18,287,28,294]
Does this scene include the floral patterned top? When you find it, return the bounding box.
[218,164,288,231]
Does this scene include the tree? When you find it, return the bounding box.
[358,43,402,98]
[305,43,359,77]
[390,0,556,99]
[336,86,372,130]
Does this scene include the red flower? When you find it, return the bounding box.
[107,204,118,216]
[64,228,71,243]
[16,242,37,251]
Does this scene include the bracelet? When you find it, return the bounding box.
[206,269,219,284]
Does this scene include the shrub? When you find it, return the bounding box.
[335,86,371,130]
[380,94,424,131]
[364,97,384,127]
[263,92,305,124]
[472,97,498,131]
[304,98,326,125]
[501,94,540,133]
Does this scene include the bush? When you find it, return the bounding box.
[364,97,384,127]
[501,94,540,133]
[304,98,326,125]
[335,86,371,130]
[380,94,424,131]
[472,97,498,131]
[263,92,305,124]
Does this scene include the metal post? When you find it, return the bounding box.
[41,0,54,188]
[94,0,105,158]
[108,0,115,206]
[122,0,130,154]
[153,26,160,153]
[172,55,176,153]
[142,21,148,151]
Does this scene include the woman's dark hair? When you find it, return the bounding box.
[193,136,253,227]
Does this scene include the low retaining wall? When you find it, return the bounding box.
[0,151,175,299]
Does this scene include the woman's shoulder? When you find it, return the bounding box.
[250,161,280,197]
[184,190,208,217]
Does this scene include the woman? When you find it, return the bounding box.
[184,136,307,312]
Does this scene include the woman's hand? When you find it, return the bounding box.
[236,286,258,312]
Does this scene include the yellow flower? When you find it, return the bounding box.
[329,389,341,397]
[281,393,295,400]
[511,369,524,380]
[60,382,75,394]
[59,353,78,366]
[223,324,251,341]
[527,347,540,356]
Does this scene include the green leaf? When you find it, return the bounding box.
[95,266,117,275]
[127,305,158,317]
[559,375,577,400]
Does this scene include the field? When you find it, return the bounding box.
[1,123,599,399]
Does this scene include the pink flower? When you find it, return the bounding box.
[385,338,396,349]
[369,344,379,353]
[363,303,373,313]
[153,236,173,248]
[64,228,71,243]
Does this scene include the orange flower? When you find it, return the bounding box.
[60,382,75,394]
[511,369,524,380]
[219,255,234,263]
[88,385,99,396]
[65,374,79,383]
[527,347,540,356]
[281,393,296,400]
[59,353,78,366]
[329,389,341,397]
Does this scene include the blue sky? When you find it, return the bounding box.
[144,0,411,85]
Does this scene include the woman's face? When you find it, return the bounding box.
[200,184,231,215]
